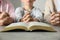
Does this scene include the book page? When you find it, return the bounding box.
[0,22,29,31]
[28,22,56,31]
[5,22,28,28]
[28,22,51,28]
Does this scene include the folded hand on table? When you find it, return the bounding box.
[50,12,60,26]
[0,12,14,26]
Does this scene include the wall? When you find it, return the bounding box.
[10,0,46,11]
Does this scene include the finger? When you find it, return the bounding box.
[50,12,56,20]
[23,15,30,21]
[50,15,56,20]
[23,13,30,18]
[0,20,4,26]
[3,12,9,16]
[55,13,60,17]
[7,17,14,23]
[53,21,60,26]
[55,17,59,21]
[55,21,60,24]
[55,18,60,24]
[50,20,57,25]
[0,17,10,26]
[2,17,10,24]
[3,17,9,21]
[0,13,5,19]
[50,19,56,23]
[51,12,55,16]
[0,12,9,19]
[50,18,60,25]
[55,14,60,20]
[3,17,14,25]
[55,14,60,21]
[51,17,59,22]
[24,18,30,23]
[50,13,60,20]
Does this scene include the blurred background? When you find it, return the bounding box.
[10,0,46,11]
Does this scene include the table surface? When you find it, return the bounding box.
[0,26,60,40]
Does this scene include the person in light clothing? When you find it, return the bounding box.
[15,0,43,23]
[0,0,15,26]
[44,0,60,26]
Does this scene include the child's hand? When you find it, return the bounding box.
[0,12,14,26]
[30,18,39,22]
[50,12,60,26]
[0,17,14,26]
[21,13,31,23]
[0,12,9,19]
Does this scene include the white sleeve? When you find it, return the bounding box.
[15,7,23,22]
[44,0,51,23]
[32,8,44,22]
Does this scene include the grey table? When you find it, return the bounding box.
[0,26,60,40]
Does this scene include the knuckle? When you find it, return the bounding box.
[56,21,60,24]
[50,16,55,20]
[50,20,56,23]
[55,14,59,16]
[56,17,60,20]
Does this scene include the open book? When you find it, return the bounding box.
[0,22,56,32]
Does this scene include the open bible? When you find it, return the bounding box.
[0,22,56,32]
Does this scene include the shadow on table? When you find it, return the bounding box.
[2,29,56,32]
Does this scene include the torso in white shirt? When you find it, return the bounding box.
[54,0,60,12]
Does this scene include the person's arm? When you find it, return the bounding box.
[50,12,60,26]
[0,12,14,26]
[15,7,23,22]
[8,3,15,22]
[44,0,60,26]
[44,0,51,23]
[32,8,44,22]
[15,7,32,23]
[0,2,14,26]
